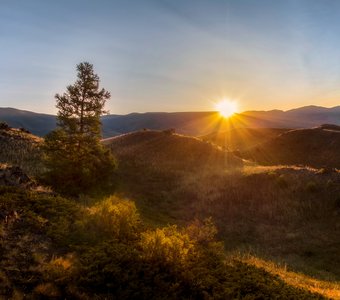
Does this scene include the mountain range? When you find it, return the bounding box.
[1,105,340,137]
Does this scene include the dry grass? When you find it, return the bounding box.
[231,253,340,299]
[111,148,340,283]
[201,127,289,151]
[0,128,43,176]
[1,126,340,298]
[242,126,340,168]
[107,130,243,175]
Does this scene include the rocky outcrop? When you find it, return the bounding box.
[0,165,35,188]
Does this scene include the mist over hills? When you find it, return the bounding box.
[1,105,340,137]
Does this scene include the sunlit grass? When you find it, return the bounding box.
[242,164,321,175]
[231,253,340,299]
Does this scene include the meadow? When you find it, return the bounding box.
[0,126,339,299]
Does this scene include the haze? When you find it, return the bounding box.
[1,0,340,114]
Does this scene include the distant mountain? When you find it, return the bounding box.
[0,108,56,136]
[101,112,221,137]
[101,105,340,137]
[1,105,340,137]
[241,124,340,169]
[241,105,340,128]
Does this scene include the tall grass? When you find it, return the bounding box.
[0,129,43,176]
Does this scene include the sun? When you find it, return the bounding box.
[215,99,238,118]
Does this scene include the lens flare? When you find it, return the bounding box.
[215,99,238,118]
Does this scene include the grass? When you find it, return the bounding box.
[0,128,43,176]
[0,186,329,299]
[232,253,340,299]
[108,137,340,284]
[201,127,289,151]
[241,126,340,168]
[1,127,340,298]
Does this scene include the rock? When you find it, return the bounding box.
[0,165,35,188]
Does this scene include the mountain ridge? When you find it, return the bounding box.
[1,105,340,137]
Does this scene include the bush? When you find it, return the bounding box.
[0,122,10,130]
[140,225,194,266]
[19,127,31,134]
[82,196,140,242]
[163,128,176,135]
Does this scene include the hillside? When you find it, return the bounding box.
[0,127,339,297]
[109,147,340,292]
[1,182,329,299]
[104,130,243,172]
[242,125,340,168]
[201,127,290,152]
[103,130,340,287]
[2,105,340,137]
[0,125,43,176]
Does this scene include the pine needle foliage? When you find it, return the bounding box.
[43,62,116,195]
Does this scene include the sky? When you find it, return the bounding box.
[1,0,340,115]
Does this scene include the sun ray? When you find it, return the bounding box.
[215,99,238,118]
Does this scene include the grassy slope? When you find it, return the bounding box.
[106,131,340,298]
[1,128,339,298]
[0,128,43,176]
[201,127,289,151]
[242,126,340,168]
[105,130,243,224]
[1,186,328,299]
[104,130,243,171]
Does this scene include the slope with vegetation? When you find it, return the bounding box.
[111,136,340,279]
[104,129,340,298]
[201,127,289,151]
[0,123,43,176]
[242,125,340,168]
[104,129,243,172]
[0,184,328,299]
[0,125,339,298]
[105,129,243,223]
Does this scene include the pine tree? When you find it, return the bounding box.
[43,62,116,195]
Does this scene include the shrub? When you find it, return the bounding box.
[73,196,140,245]
[19,127,30,134]
[0,122,10,130]
[140,225,194,266]
[163,128,176,135]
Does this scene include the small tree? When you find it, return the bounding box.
[43,62,116,195]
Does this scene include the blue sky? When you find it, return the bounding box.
[1,0,340,114]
